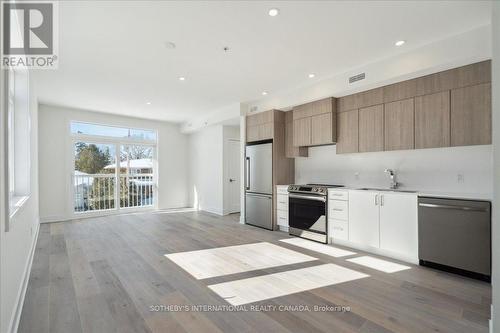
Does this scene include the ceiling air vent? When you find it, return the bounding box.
[349,73,365,84]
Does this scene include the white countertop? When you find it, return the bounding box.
[328,187,492,201]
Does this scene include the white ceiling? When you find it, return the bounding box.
[34,1,492,124]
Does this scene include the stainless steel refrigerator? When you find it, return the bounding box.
[245,142,273,230]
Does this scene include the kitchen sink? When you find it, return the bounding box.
[357,187,417,193]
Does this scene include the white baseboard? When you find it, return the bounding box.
[199,206,224,216]
[8,218,40,333]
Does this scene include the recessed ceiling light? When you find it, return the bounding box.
[268,8,279,17]
[262,91,268,96]
[146,101,151,105]
[308,73,315,78]
[179,76,186,81]
[395,40,406,46]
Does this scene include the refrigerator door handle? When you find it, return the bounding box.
[245,157,250,190]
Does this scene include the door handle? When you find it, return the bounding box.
[380,194,384,206]
[418,203,488,212]
[245,157,250,190]
[229,178,235,182]
[374,194,379,206]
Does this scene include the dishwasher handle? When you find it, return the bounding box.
[419,203,489,213]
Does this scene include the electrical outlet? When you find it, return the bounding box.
[457,174,464,183]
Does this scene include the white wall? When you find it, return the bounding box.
[295,144,492,196]
[1,74,39,333]
[188,125,224,214]
[38,104,190,222]
[491,1,500,331]
[188,124,240,215]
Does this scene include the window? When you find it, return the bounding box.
[7,69,31,216]
[70,122,156,141]
[70,121,157,213]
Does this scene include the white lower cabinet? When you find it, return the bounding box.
[379,192,418,261]
[348,190,380,248]
[277,209,288,227]
[330,219,348,240]
[276,185,289,231]
[348,189,418,263]
[327,189,349,242]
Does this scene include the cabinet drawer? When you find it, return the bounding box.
[330,219,348,241]
[276,186,289,195]
[328,190,349,201]
[277,210,288,227]
[329,200,348,220]
[277,194,288,211]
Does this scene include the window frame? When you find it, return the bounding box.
[6,68,31,220]
[68,121,158,217]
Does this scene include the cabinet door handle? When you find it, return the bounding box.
[374,194,379,206]
[380,194,384,206]
[332,208,344,211]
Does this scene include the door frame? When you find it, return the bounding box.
[225,138,241,214]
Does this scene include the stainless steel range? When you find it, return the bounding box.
[288,184,344,243]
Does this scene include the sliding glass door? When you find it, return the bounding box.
[119,145,154,208]
[71,122,157,214]
[74,142,116,212]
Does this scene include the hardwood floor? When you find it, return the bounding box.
[19,211,491,333]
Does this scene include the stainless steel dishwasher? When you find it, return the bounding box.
[418,197,491,281]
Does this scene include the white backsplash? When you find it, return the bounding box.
[295,145,493,195]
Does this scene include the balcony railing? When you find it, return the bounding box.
[74,173,153,213]
[119,174,154,208]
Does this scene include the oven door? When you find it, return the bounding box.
[288,194,327,243]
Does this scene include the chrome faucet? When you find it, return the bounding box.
[384,169,399,189]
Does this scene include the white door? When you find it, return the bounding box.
[379,193,418,261]
[349,190,380,248]
[228,139,241,213]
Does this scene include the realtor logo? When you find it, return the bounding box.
[2,1,58,69]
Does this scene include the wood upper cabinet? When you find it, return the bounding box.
[311,113,333,145]
[285,112,308,158]
[451,83,492,146]
[415,91,450,149]
[246,110,276,142]
[292,97,336,147]
[384,98,415,151]
[259,122,274,140]
[338,88,383,112]
[336,110,358,154]
[416,60,491,96]
[246,125,260,142]
[293,117,311,147]
[383,79,417,104]
[359,104,384,152]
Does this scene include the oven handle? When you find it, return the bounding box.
[289,194,326,202]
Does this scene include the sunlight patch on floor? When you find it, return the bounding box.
[208,263,369,306]
[346,256,411,273]
[165,242,317,279]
